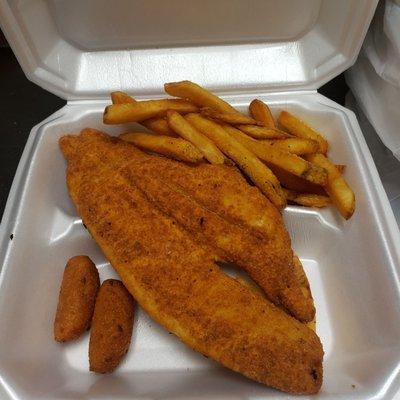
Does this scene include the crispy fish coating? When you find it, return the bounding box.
[122,158,314,322]
[54,255,100,342]
[59,130,323,394]
[89,279,135,373]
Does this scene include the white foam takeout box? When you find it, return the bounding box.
[1,1,400,399]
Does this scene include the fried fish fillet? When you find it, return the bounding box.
[74,128,314,321]
[60,129,323,394]
[119,149,314,322]
[65,129,314,322]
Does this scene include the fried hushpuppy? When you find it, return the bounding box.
[89,279,135,373]
[54,255,100,342]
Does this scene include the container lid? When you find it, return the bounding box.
[0,0,378,100]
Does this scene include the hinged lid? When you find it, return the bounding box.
[0,0,378,100]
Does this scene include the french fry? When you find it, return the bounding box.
[238,124,291,139]
[201,107,261,126]
[104,99,198,124]
[109,84,355,217]
[283,189,331,208]
[142,117,176,136]
[223,125,327,186]
[120,132,204,163]
[111,91,136,104]
[278,111,328,154]
[249,99,276,129]
[185,113,286,209]
[164,81,238,114]
[262,138,319,155]
[111,91,176,136]
[305,153,355,219]
[167,111,225,165]
[269,165,327,195]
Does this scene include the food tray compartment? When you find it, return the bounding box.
[0,92,399,400]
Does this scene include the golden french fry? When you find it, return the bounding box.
[249,99,276,129]
[278,111,328,154]
[142,117,176,136]
[283,188,331,208]
[305,154,355,219]
[164,81,238,114]
[262,138,319,155]
[268,165,327,195]
[111,92,176,136]
[111,91,136,104]
[223,125,327,186]
[104,100,198,124]
[238,124,291,139]
[120,132,204,163]
[185,114,286,209]
[167,111,225,165]
[201,107,261,126]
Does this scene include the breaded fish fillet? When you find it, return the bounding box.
[120,153,314,322]
[71,129,314,321]
[60,129,323,394]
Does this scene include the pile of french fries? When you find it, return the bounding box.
[103,81,355,219]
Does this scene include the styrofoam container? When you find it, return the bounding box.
[1,1,400,399]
